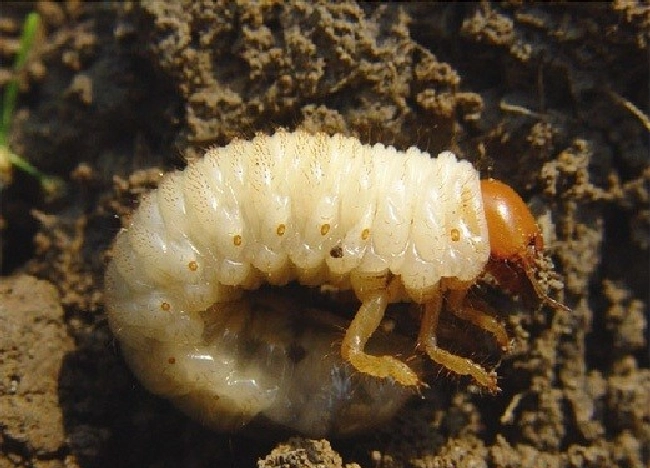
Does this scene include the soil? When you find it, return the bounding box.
[1,1,648,467]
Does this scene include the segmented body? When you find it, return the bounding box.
[105,130,492,435]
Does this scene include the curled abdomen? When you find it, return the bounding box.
[116,287,417,436]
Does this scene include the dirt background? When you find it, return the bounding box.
[1,1,648,467]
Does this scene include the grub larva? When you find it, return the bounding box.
[105,130,568,436]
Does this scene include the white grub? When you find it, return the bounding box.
[104,130,490,436]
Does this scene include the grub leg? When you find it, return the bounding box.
[446,289,510,352]
[341,291,419,387]
[417,289,499,392]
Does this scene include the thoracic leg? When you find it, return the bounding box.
[446,289,510,352]
[341,291,420,387]
[417,288,499,392]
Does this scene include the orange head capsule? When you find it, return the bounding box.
[480,179,569,312]
[481,179,543,262]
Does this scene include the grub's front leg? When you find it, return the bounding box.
[341,291,420,387]
[446,289,510,352]
[417,288,500,393]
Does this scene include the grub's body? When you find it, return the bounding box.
[104,130,493,435]
[108,131,488,307]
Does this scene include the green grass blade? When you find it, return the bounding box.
[0,12,41,145]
